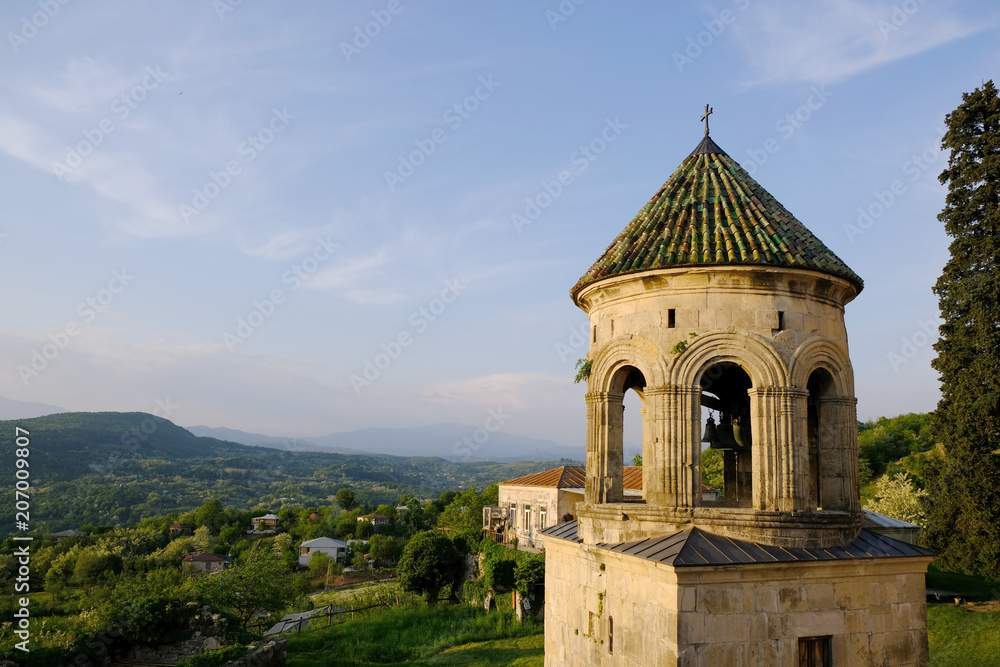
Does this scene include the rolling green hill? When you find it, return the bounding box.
[1,412,571,533]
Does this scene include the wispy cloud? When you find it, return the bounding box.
[730,0,986,86]
[305,248,406,304]
[422,371,575,411]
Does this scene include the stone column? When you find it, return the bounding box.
[818,396,860,512]
[749,387,808,511]
[647,385,700,507]
[585,392,624,504]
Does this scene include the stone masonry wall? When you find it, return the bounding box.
[543,535,931,667]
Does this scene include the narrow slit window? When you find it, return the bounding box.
[777,311,785,331]
[668,309,676,328]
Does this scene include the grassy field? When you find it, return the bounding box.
[285,603,542,666]
[928,603,1000,667]
[285,571,1000,666]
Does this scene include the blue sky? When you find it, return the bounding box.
[0,1,996,451]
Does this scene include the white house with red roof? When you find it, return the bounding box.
[491,465,643,549]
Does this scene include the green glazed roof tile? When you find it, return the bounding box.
[572,137,863,298]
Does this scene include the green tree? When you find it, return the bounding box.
[397,531,462,604]
[369,534,403,566]
[193,525,214,552]
[195,544,295,630]
[438,488,487,534]
[351,550,370,575]
[923,80,1000,577]
[194,499,225,532]
[632,453,643,466]
[218,523,243,546]
[864,473,929,526]
[335,488,357,511]
[701,448,725,492]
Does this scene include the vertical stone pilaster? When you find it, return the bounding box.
[818,396,860,512]
[585,392,624,504]
[647,385,700,507]
[749,387,808,511]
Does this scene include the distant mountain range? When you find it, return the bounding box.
[186,423,584,463]
[0,411,577,531]
[0,395,583,462]
[0,396,67,420]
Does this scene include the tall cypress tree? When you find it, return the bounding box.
[923,81,1000,577]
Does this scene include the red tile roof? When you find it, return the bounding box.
[183,553,226,562]
[502,465,643,490]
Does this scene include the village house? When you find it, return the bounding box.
[249,513,279,533]
[488,465,720,549]
[298,537,349,567]
[357,513,390,530]
[539,120,933,666]
[182,552,228,574]
[169,523,192,537]
[52,529,87,542]
[489,466,642,549]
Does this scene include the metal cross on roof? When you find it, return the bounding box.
[701,104,713,137]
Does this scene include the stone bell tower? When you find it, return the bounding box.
[540,114,933,666]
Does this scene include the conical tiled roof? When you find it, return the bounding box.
[571,136,863,299]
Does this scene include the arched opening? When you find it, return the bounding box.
[807,368,836,510]
[599,365,646,504]
[699,362,753,508]
[623,388,643,467]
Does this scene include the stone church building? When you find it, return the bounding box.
[540,121,933,666]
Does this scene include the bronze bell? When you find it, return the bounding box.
[733,417,751,450]
[701,414,718,444]
[712,422,740,450]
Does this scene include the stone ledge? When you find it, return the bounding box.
[578,504,862,548]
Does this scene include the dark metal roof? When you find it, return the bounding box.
[541,522,933,566]
[540,519,583,543]
[862,509,921,530]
